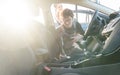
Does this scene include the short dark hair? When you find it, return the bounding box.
[61,8,74,18]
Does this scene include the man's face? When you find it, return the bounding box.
[62,16,73,28]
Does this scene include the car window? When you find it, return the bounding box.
[35,8,45,25]
[89,0,120,11]
[99,0,120,11]
[75,5,94,31]
[51,3,95,31]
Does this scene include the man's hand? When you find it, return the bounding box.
[71,34,83,43]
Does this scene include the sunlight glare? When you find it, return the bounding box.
[0,0,33,34]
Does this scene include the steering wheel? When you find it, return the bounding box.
[84,10,103,39]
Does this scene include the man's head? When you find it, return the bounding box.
[61,8,74,28]
[54,4,63,24]
[54,4,63,11]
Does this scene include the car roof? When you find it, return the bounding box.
[37,0,114,14]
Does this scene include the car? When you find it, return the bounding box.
[0,0,120,75]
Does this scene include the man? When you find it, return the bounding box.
[54,3,64,27]
[57,8,84,56]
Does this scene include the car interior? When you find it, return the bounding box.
[0,0,120,75]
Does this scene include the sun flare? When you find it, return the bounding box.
[0,0,34,33]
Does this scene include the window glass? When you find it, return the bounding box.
[89,0,120,11]
[35,8,45,25]
[76,6,94,30]
[51,3,94,30]
[99,0,120,11]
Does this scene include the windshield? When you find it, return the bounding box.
[89,0,120,11]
